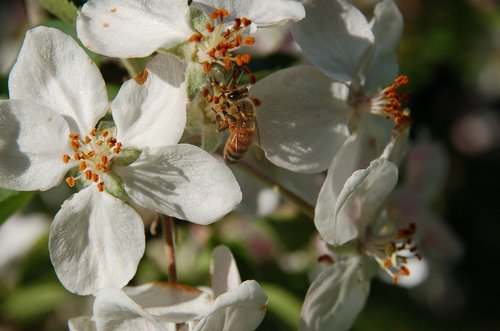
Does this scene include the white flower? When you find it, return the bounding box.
[0,26,241,295]
[251,0,409,173]
[76,0,305,63]
[301,157,422,331]
[68,245,268,331]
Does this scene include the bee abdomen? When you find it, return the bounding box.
[224,132,253,164]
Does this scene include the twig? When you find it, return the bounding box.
[161,215,178,283]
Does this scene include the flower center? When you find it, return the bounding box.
[364,222,421,285]
[357,75,412,132]
[188,9,255,73]
[62,128,123,192]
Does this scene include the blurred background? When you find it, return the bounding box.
[1,0,500,330]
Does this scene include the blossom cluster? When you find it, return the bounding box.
[0,0,461,330]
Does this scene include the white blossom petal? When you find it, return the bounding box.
[124,282,212,323]
[251,65,351,173]
[76,0,193,58]
[116,145,241,225]
[331,158,398,246]
[299,257,370,331]
[363,0,404,94]
[49,186,145,295]
[69,316,97,331]
[9,26,107,134]
[113,54,187,148]
[0,100,73,191]
[292,0,374,86]
[94,288,168,331]
[193,0,305,26]
[211,245,241,298]
[193,280,268,331]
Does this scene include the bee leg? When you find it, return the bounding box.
[223,110,238,124]
[216,114,229,132]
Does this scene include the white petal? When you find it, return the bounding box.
[113,54,187,148]
[69,316,97,331]
[299,257,370,331]
[0,100,73,191]
[49,186,145,295]
[124,282,212,322]
[292,0,374,86]
[363,0,404,94]
[9,26,107,134]
[211,245,241,298]
[116,145,241,224]
[251,65,351,173]
[315,115,393,244]
[76,0,193,58]
[194,280,268,331]
[193,0,305,26]
[332,158,398,245]
[94,288,167,331]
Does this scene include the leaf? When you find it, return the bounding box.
[0,189,36,225]
[261,282,302,330]
[39,0,78,24]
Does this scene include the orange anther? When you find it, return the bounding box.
[79,161,87,171]
[90,128,97,136]
[233,18,242,30]
[65,177,75,187]
[63,154,71,164]
[392,275,399,285]
[203,61,212,73]
[92,173,99,182]
[223,28,231,40]
[188,33,203,43]
[244,36,255,46]
[85,135,91,144]
[383,258,392,268]
[101,130,109,137]
[205,23,214,32]
[69,133,79,140]
[224,57,232,70]
[210,9,229,20]
[96,140,103,146]
[87,151,96,158]
[113,142,122,154]
[241,17,251,26]
[70,141,80,150]
[85,170,92,180]
[400,266,410,276]
[97,182,105,192]
[395,75,409,86]
[74,152,81,160]
[101,155,108,166]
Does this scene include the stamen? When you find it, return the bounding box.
[65,177,75,187]
[63,154,70,164]
[85,170,92,180]
[79,161,87,171]
[97,182,105,192]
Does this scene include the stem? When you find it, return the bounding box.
[236,160,315,219]
[161,215,177,283]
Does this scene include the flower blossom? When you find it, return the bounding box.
[0,26,241,295]
[300,157,422,331]
[69,245,268,331]
[76,0,305,67]
[252,0,409,174]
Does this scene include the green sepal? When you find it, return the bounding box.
[39,0,78,24]
[112,148,142,167]
[0,189,36,225]
[104,170,129,202]
[96,121,117,136]
[190,6,210,32]
[186,61,208,101]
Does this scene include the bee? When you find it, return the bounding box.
[215,86,260,164]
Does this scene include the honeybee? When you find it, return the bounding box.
[215,87,260,164]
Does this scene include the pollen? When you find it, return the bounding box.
[368,75,412,132]
[188,8,257,75]
[62,129,123,193]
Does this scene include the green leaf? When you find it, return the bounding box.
[261,282,302,330]
[2,283,69,322]
[39,0,78,25]
[0,189,36,225]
